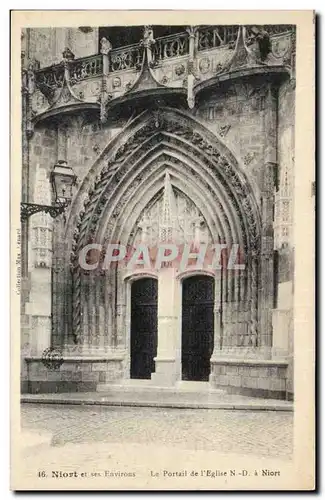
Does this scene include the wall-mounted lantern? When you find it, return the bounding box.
[20,161,77,222]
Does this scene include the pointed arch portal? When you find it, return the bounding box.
[56,106,268,385]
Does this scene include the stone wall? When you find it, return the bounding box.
[21,358,124,394]
[195,80,265,201]
[273,79,295,398]
[64,115,126,184]
[210,359,288,400]
[27,28,99,67]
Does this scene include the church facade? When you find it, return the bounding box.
[20,24,295,400]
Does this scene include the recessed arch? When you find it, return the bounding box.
[67,106,261,346]
[66,106,260,253]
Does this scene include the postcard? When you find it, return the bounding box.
[11,10,315,490]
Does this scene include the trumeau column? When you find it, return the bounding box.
[151,173,180,386]
[151,267,179,386]
[25,166,53,355]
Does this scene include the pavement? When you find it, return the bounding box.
[15,403,294,489]
[21,403,293,458]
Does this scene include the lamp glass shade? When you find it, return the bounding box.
[51,161,76,205]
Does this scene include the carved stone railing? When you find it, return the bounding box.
[34,25,295,87]
[31,25,295,117]
[69,54,103,83]
[153,31,189,62]
[197,25,239,51]
[36,63,64,92]
[110,43,143,72]
[259,24,294,36]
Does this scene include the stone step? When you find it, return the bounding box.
[176,381,212,392]
[97,379,222,393]
[21,392,294,411]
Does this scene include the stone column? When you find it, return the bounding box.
[99,36,112,124]
[25,167,53,356]
[104,272,113,349]
[209,270,222,378]
[116,268,126,349]
[151,267,179,386]
[51,213,66,348]
[259,83,278,355]
[249,254,259,348]
[100,37,112,74]
[185,26,198,109]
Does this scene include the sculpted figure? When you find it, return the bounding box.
[100,37,112,55]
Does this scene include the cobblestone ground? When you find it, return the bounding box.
[21,404,293,459]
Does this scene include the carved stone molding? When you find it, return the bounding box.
[67,110,261,343]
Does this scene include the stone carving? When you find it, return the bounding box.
[274,128,293,249]
[141,26,156,49]
[136,179,210,248]
[249,257,259,346]
[69,55,103,84]
[100,37,112,55]
[199,57,211,74]
[62,47,75,61]
[223,26,259,73]
[219,124,231,137]
[198,25,239,51]
[70,113,260,342]
[112,76,121,88]
[110,45,142,72]
[243,151,256,166]
[175,64,185,76]
[35,64,64,102]
[31,166,52,269]
[215,62,223,73]
[159,172,180,243]
[248,26,272,62]
[153,32,188,62]
[92,143,101,154]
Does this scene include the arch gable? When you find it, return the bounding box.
[68,107,261,274]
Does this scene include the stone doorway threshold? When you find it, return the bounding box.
[21,380,293,411]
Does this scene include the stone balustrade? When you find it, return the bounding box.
[34,25,295,91]
[110,43,143,72]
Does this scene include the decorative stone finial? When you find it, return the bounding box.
[141,25,155,49]
[159,171,179,242]
[186,26,198,39]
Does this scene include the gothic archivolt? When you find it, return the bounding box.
[60,107,262,345]
[68,108,260,261]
